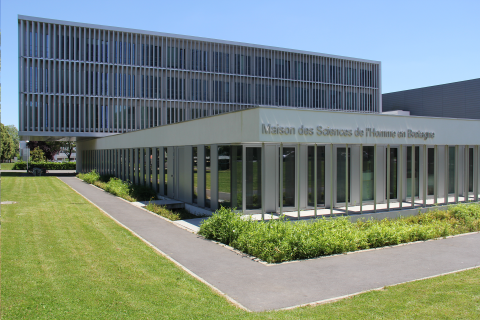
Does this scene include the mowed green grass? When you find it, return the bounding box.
[2,175,480,319]
[1,162,16,170]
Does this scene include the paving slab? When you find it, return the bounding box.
[59,176,480,312]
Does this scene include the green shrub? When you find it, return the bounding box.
[145,202,201,221]
[77,170,101,184]
[13,161,76,170]
[199,203,480,263]
[76,170,158,202]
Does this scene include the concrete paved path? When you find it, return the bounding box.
[59,176,480,312]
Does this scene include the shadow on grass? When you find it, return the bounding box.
[1,172,77,177]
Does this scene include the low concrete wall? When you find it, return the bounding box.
[344,204,455,223]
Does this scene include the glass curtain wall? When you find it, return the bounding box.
[246,147,262,210]
[282,147,296,207]
[407,146,419,198]
[156,148,160,192]
[448,147,455,194]
[336,147,351,203]
[428,148,435,195]
[307,146,325,207]
[469,148,474,192]
[217,145,242,210]
[386,148,398,200]
[362,146,375,201]
[193,147,197,203]
[205,146,211,207]
[164,148,168,195]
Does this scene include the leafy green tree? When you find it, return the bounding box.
[60,141,76,161]
[30,146,46,162]
[27,141,62,161]
[1,123,16,161]
[5,125,19,157]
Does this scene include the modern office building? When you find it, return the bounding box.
[18,15,480,216]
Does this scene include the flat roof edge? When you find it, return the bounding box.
[18,15,380,64]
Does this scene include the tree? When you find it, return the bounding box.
[5,124,20,148]
[26,141,62,161]
[30,146,46,162]
[1,123,16,162]
[60,141,76,161]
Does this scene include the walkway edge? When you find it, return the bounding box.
[278,265,480,311]
[58,177,252,312]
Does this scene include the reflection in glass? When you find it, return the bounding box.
[217,146,243,210]
[282,147,296,207]
[448,147,455,194]
[337,148,351,203]
[205,146,211,207]
[156,148,160,192]
[407,146,419,198]
[428,148,435,195]
[164,149,168,195]
[193,147,197,203]
[386,148,398,199]
[469,148,474,192]
[362,146,375,201]
[308,146,325,206]
[246,147,261,210]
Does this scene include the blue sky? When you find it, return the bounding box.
[2,0,479,127]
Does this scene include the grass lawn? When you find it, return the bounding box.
[2,174,480,319]
[1,162,16,170]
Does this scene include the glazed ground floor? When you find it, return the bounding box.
[77,143,480,215]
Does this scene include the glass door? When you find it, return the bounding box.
[280,146,296,209]
[308,146,325,207]
[336,147,351,203]
[386,147,398,200]
[246,147,262,210]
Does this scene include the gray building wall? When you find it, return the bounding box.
[383,78,480,119]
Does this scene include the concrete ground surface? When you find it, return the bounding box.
[1,169,76,176]
[57,176,480,312]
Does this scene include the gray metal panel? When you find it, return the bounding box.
[383,78,480,120]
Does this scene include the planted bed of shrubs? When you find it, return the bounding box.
[199,204,480,263]
[13,161,76,170]
[77,170,157,202]
[145,202,200,221]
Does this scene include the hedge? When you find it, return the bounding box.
[199,204,480,263]
[13,161,76,170]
